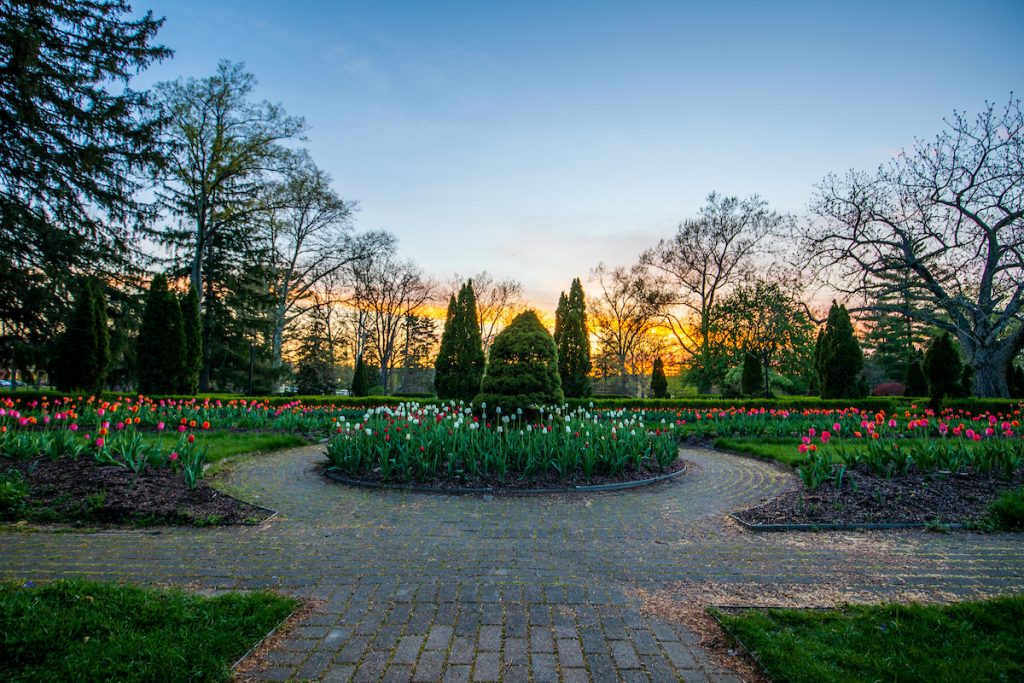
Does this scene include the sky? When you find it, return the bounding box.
[135,0,1024,310]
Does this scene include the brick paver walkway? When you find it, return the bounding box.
[3,446,1023,682]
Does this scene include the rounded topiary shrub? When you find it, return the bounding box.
[475,310,564,412]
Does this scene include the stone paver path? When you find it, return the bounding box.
[3,446,1023,682]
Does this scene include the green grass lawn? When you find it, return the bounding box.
[150,431,307,463]
[713,436,810,466]
[0,579,298,682]
[715,596,1024,683]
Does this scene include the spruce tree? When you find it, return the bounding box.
[136,274,186,395]
[433,282,485,401]
[179,286,202,395]
[51,280,109,393]
[924,333,962,407]
[651,357,669,398]
[904,352,928,396]
[816,301,864,398]
[741,350,763,396]
[351,355,370,397]
[475,310,563,413]
[556,278,592,397]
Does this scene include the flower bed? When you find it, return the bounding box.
[325,403,682,486]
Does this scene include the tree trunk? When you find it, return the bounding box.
[971,346,1012,397]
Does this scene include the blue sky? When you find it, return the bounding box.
[136,0,1024,308]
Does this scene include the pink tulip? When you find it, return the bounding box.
[832,423,841,432]
[95,437,105,448]
[821,431,831,444]
[157,422,165,431]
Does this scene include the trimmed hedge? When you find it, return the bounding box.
[2,390,1021,415]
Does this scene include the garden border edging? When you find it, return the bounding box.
[324,462,687,495]
[728,512,963,532]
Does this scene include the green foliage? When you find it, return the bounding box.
[988,486,1024,531]
[434,282,486,401]
[957,364,974,398]
[815,301,864,399]
[475,310,564,411]
[350,355,370,397]
[50,280,110,393]
[740,351,763,396]
[651,357,669,398]
[0,1,169,346]
[924,332,962,407]
[715,596,1024,683]
[0,469,28,518]
[179,287,202,395]
[294,317,336,395]
[904,352,928,396]
[136,275,186,395]
[326,403,678,481]
[554,278,592,397]
[0,579,297,683]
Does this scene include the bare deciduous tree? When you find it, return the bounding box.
[805,98,1024,397]
[588,263,668,396]
[641,193,789,393]
[349,253,435,391]
[447,272,524,353]
[261,155,392,383]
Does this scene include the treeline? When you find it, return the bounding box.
[1,3,1022,398]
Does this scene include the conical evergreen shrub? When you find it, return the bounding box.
[924,332,962,407]
[651,357,669,398]
[51,280,109,393]
[815,301,864,398]
[475,310,563,412]
[136,274,186,395]
[904,351,928,396]
[434,282,485,401]
[555,278,591,397]
[741,351,763,396]
[351,355,370,397]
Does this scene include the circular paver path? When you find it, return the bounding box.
[2,446,1023,682]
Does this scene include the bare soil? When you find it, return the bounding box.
[1,457,272,526]
[735,464,1024,526]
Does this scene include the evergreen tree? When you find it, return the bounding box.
[555,278,592,397]
[651,357,669,398]
[815,301,864,398]
[924,332,962,407]
[51,280,109,393]
[956,365,974,398]
[0,1,169,348]
[179,287,202,394]
[433,282,485,401]
[136,274,186,395]
[475,310,563,412]
[741,350,763,396]
[433,295,458,398]
[294,317,336,395]
[351,355,370,397]
[904,352,928,396]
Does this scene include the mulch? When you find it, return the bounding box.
[324,458,685,492]
[734,464,1024,526]
[1,457,272,526]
